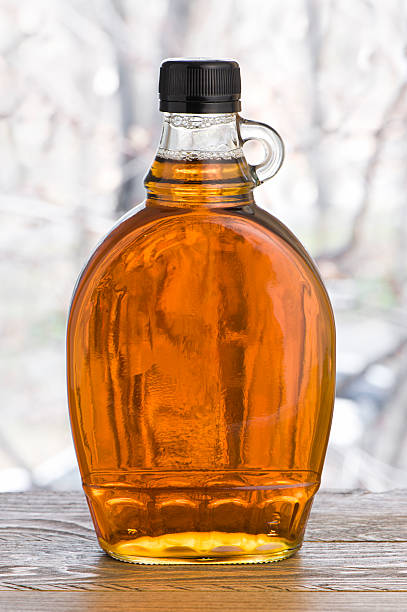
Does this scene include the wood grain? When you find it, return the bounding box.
[0,490,406,609]
[0,592,407,611]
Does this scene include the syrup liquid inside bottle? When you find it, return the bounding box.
[67,152,335,564]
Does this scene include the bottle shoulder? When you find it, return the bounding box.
[100,201,317,271]
[69,201,334,326]
[249,205,329,294]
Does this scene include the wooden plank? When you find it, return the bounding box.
[310,488,407,541]
[0,592,407,611]
[1,540,407,591]
[0,490,406,594]
[2,489,406,542]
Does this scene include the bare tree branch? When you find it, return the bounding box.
[107,0,144,214]
[317,82,407,264]
[336,335,407,397]
[305,0,332,238]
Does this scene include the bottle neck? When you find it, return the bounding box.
[144,113,255,208]
[158,112,242,160]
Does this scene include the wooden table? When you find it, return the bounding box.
[0,490,406,610]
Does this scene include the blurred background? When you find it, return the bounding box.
[1,0,406,492]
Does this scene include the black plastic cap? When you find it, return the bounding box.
[159,58,241,113]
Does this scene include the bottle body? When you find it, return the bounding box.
[67,153,335,563]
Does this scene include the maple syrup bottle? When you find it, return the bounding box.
[67,59,336,564]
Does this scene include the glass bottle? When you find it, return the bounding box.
[67,59,336,564]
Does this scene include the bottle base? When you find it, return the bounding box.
[98,532,301,565]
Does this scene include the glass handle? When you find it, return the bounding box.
[239,117,285,185]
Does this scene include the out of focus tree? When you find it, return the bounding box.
[0,0,406,491]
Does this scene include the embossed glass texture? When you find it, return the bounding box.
[67,111,336,564]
